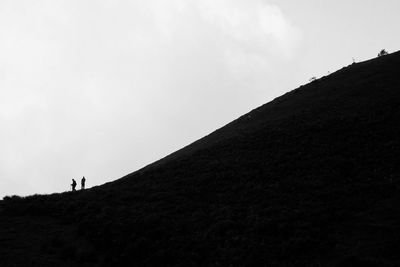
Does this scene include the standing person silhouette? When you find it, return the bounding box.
[71,179,77,191]
[81,176,86,190]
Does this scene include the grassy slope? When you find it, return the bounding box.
[1,51,400,266]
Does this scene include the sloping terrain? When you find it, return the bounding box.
[1,51,400,266]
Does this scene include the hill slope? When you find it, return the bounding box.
[1,51,400,266]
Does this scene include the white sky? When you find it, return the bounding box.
[1,0,400,197]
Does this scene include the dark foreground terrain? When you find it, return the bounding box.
[1,51,400,266]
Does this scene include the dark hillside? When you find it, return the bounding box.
[1,51,400,266]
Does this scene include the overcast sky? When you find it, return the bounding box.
[1,0,400,197]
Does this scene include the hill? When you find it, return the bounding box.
[1,51,400,266]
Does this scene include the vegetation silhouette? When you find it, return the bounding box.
[378,49,389,57]
[1,50,400,266]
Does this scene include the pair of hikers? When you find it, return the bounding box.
[71,176,86,191]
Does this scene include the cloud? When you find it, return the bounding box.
[199,0,300,56]
[0,0,301,196]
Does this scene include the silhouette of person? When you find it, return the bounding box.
[71,179,77,191]
[81,176,86,190]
